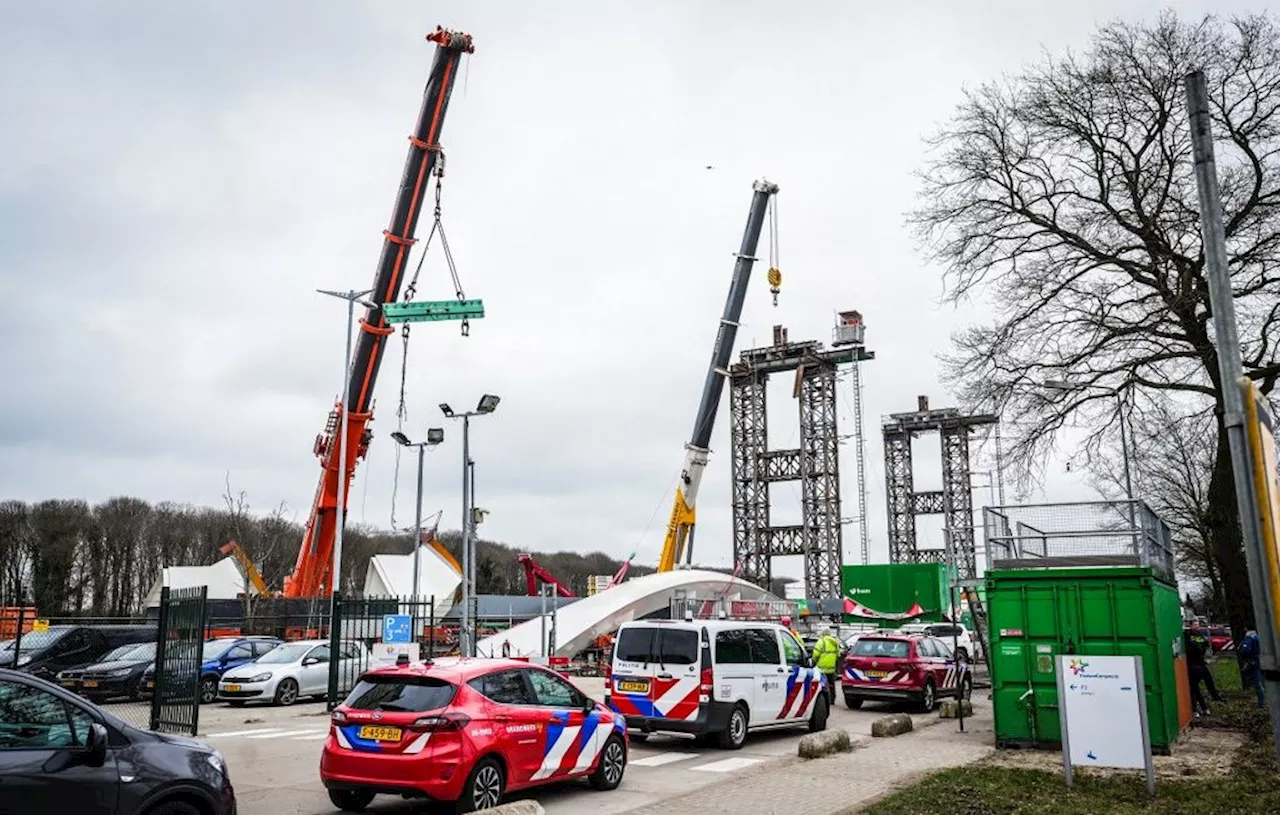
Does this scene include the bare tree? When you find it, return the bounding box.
[912,12,1280,641]
[1088,401,1224,615]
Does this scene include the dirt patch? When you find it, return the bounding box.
[980,726,1246,781]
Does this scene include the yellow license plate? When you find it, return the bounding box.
[59,680,77,687]
[223,684,241,692]
[616,680,650,694]
[865,670,888,679]
[358,725,403,742]
[81,680,99,688]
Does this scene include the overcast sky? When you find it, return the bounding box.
[0,1,1256,579]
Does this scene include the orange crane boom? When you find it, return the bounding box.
[282,27,475,598]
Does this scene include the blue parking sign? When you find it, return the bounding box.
[383,614,412,644]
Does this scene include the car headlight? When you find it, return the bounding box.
[244,672,272,683]
[206,751,226,777]
[108,668,132,678]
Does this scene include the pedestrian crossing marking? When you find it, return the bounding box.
[630,752,699,767]
[692,757,763,773]
[292,733,331,740]
[203,728,284,738]
[248,728,323,739]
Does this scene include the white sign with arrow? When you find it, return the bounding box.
[1056,654,1155,794]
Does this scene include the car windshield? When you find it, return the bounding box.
[345,677,456,712]
[100,643,144,662]
[852,639,910,658]
[120,642,156,661]
[5,628,69,653]
[256,643,313,664]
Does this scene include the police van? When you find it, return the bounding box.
[604,618,828,749]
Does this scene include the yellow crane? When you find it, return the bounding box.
[220,540,274,597]
[658,179,780,571]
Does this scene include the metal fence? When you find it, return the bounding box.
[326,593,439,709]
[983,500,1176,584]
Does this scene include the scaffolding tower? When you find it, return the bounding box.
[730,323,875,600]
[882,396,998,580]
[832,311,870,565]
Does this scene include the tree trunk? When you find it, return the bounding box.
[1207,417,1254,642]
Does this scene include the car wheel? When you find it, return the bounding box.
[808,694,829,733]
[717,704,748,750]
[456,756,505,812]
[589,734,627,790]
[844,695,863,710]
[328,789,375,812]
[274,678,300,706]
[919,680,937,713]
[143,799,202,815]
[199,677,218,704]
[959,675,973,701]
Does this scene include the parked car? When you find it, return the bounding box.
[1207,625,1235,652]
[321,656,628,812]
[900,622,981,662]
[841,633,972,712]
[0,624,156,681]
[0,667,236,814]
[57,642,157,702]
[218,638,366,706]
[606,618,827,750]
[141,635,282,704]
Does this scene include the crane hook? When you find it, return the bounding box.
[767,266,782,307]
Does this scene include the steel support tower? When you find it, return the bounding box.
[730,325,874,599]
[882,396,998,580]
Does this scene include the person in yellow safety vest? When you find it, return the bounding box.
[811,626,842,705]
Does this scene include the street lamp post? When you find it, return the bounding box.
[317,288,375,609]
[441,394,500,657]
[389,428,446,599]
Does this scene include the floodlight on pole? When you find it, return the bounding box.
[390,431,411,447]
[440,403,454,418]
[427,427,445,444]
[477,394,500,413]
[387,426,445,611]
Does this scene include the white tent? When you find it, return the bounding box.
[143,556,255,608]
[363,545,462,616]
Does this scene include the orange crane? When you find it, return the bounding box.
[282,27,475,598]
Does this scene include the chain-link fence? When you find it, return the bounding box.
[983,500,1175,583]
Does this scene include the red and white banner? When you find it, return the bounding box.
[842,597,926,620]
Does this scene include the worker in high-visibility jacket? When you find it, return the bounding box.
[811,626,842,705]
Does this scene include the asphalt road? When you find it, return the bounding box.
[191,677,959,815]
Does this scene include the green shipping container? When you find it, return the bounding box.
[986,566,1186,753]
[841,564,951,628]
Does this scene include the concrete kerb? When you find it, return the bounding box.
[939,699,974,719]
[870,713,913,737]
[483,802,545,815]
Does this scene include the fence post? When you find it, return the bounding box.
[13,603,25,669]
[429,595,435,658]
[149,586,170,731]
[190,586,208,737]
[327,592,343,711]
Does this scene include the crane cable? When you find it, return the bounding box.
[766,195,781,306]
[390,151,470,529]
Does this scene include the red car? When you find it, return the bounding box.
[320,656,628,813]
[841,633,972,713]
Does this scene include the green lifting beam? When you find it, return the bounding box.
[382,299,485,324]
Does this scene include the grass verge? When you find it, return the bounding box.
[862,659,1276,815]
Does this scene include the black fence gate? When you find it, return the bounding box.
[327,593,439,709]
[149,585,209,735]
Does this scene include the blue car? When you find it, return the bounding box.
[141,636,282,704]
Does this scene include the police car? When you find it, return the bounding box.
[605,619,828,749]
[841,632,971,712]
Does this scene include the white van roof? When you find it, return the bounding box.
[618,619,787,634]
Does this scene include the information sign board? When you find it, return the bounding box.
[1056,655,1155,793]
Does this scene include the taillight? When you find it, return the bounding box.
[700,667,713,702]
[331,710,348,725]
[409,711,471,733]
[604,664,612,693]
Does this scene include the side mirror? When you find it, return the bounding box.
[84,723,108,768]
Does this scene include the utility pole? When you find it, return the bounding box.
[1186,69,1280,756]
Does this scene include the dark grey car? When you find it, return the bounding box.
[0,668,236,814]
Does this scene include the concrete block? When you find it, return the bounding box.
[939,699,974,719]
[798,728,853,759]
[482,802,544,815]
[870,713,914,737]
